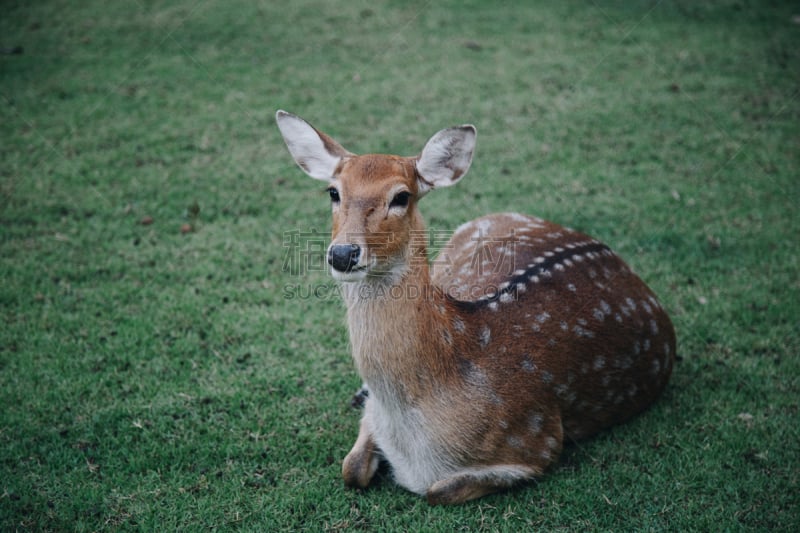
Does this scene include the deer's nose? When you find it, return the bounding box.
[328,244,361,273]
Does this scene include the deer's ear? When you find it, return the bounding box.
[415,125,476,195]
[276,110,352,182]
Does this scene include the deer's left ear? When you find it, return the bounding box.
[276,110,353,182]
[415,125,476,196]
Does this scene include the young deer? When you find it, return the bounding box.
[276,110,676,505]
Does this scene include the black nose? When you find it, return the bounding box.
[328,244,361,273]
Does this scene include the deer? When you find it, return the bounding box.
[275,110,676,505]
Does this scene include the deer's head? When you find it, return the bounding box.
[277,111,476,283]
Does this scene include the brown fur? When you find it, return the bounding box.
[276,111,676,504]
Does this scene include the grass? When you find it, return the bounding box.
[1,0,798,530]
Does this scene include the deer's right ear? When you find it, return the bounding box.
[276,110,352,182]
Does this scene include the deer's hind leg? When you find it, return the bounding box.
[427,413,564,505]
[426,464,542,505]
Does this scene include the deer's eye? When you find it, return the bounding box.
[327,187,340,204]
[389,191,411,209]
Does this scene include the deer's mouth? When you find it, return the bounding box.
[330,264,368,282]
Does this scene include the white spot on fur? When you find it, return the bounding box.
[442,329,452,346]
[476,218,493,234]
[649,295,661,310]
[593,356,606,370]
[529,413,543,434]
[521,358,536,373]
[479,325,491,347]
[507,435,524,448]
[651,358,661,375]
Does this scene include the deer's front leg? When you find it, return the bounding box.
[342,418,380,488]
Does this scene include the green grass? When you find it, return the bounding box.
[2,0,798,530]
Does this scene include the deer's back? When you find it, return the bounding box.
[432,213,675,441]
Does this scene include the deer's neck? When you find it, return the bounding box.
[340,253,455,404]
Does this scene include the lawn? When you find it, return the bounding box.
[2,0,798,530]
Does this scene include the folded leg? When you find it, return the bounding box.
[342,418,380,488]
[426,465,540,505]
